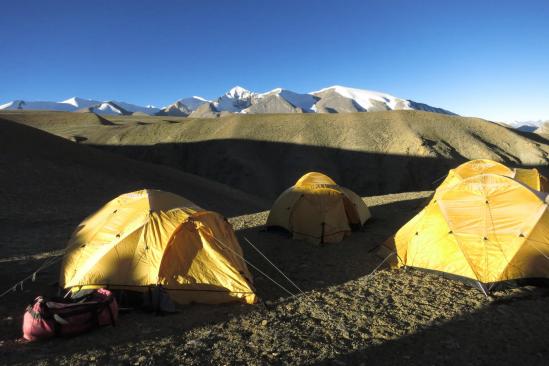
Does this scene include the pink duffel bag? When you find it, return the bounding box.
[22,288,118,341]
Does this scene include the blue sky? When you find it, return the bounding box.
[0,0,548,122]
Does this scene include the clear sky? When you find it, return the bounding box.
[1,0,548,122]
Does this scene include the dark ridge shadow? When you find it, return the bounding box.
[71,135,88,143]
[91,141,454,200]
[232,196,429,300]
[96,114,116,126]
[510,128,549,145]
[90,139,548,201]
[320,287,549,366]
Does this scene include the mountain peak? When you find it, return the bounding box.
[168,96,209,112]
[61,97,96,107]
[312,85,407,111]
[225,86,252,99]
[0,85,458,118]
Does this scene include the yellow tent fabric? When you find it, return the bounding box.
[435,159,546,197]
[514,167,547,192]
[60,189,257,304]
[434,159,514,199]
[266,172,371,244]
[380,174,549,289]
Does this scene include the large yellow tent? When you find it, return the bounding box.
[266,172,371,244]
[379,174,549,291]
[435,159,546,198]
[60,189,257,304]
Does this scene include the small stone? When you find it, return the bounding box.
[261,320,268,326]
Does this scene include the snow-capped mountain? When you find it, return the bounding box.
[0,97,159,115]
[113,101,160,115]
[61,97,100,109]
[0,85,457,117]
[214,86,254,112]
[81,102,130,115]
[202,85,455,115]
[158,96,208,116]
[0,100,76,112]
[248,88,318,113]
[504,120,546,132]
[312,86,410,111]
[311,86,455,115]
[174,96,208,111]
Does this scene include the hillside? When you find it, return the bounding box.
[2,110,548,200]
[1,111,549,365]
[0,116,265,259]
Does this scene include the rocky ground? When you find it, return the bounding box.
[1,112,549,365]
[1,191,548,366]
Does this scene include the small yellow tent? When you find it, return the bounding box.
[380,174,549,290]
[60,189,257,304]
[266,172,371,244]
[435,159,546,198]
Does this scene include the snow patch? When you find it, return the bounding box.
[60,97,100,109]
[258,88,317,112]
[171,96,209,112]
[215,86,255,112]
[312,85,412,111]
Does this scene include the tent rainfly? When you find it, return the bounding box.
[60,189,257,304]
[266,172,371,244]
[434,159,547,198]
[379,174,549,292]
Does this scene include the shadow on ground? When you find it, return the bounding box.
[321,287,549,366]
[0,194,427,346]
[231,194,431,301]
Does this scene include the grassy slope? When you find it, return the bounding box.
[4,110,548,163]
[3,110,548,199]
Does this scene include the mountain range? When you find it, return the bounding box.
[0,85,456,118]
[503,120,549,133]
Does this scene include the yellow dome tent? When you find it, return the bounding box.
[266,172,371,244]
[435,159,546,198]
[379,174,549,292]
[60,189,257,305]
